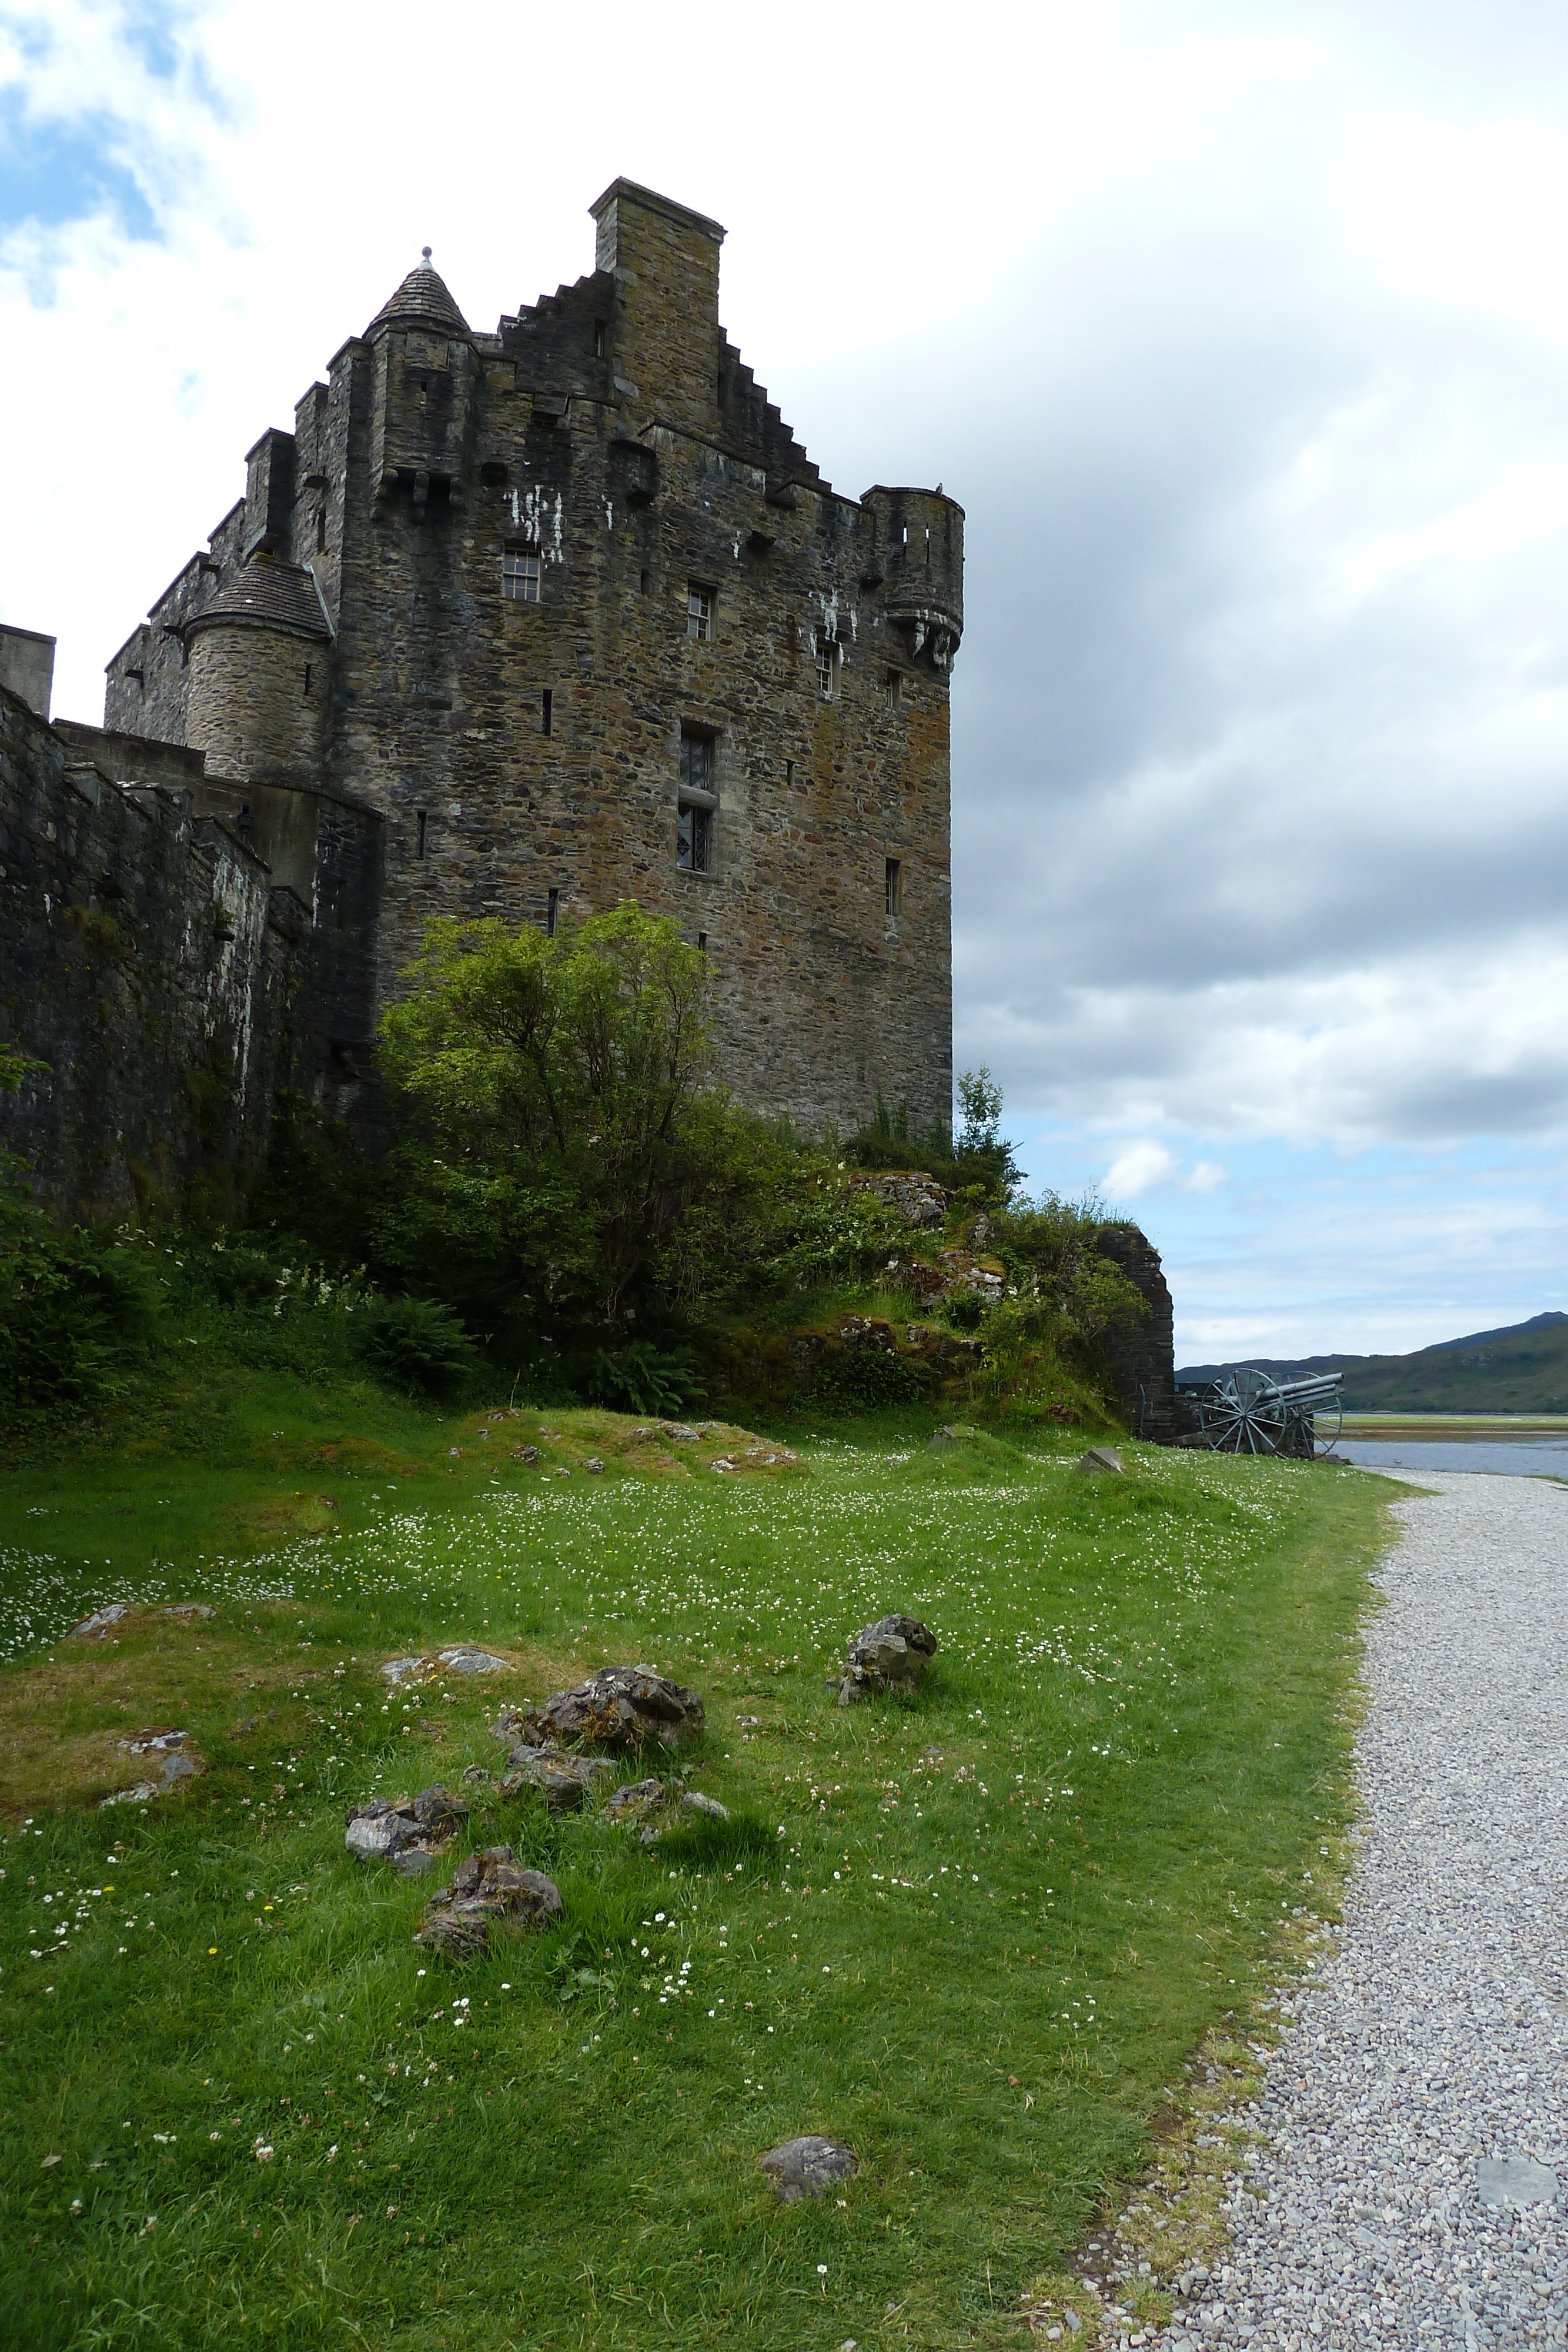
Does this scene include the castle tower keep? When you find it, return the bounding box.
[99,178,962,1139]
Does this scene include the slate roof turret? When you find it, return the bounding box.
[185,557,332,643]
[367,248,471,339]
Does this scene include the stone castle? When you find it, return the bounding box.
[0,179,962,1212]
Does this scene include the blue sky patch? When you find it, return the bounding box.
[0,91,158,240]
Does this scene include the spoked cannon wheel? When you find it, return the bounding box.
[1199,1367,1291,1454]
[1191,1367,1344,1456]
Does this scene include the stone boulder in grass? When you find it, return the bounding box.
[416,1845,563,1957]
[345,1785,469,1875]
[836,1614,938,1705]
[510,1665,706,1753]
[500,1748,615,1812]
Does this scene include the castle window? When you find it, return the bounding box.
[303,663,313,697]
[678,728,716,874]
[316,509,326,552]
[503,547,541,603]
[594,320,607,358]
[416,810,427,861]
[697,931,708,953]
[784,757,795,786]
[541,689,553,737]
[885,857,902,917]
[885,668,901,708]
[687,585,713,641]
[677,802,713,873]
[815,636,840,701]
[680,730,713,795]
[547,887,559,936]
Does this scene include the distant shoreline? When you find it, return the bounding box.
[1339,1412,1568,1436]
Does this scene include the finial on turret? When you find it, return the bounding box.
[422,246,432,265]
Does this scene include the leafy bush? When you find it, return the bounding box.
[353,1293,479,1396]
[583,1339,704,1416]
[377,906,779,1327]
[202,1244,279,1307]
[0,1198,162,1426]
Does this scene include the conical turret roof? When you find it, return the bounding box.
[367,248,470,339]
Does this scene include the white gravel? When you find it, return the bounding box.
[1161,1471,1567,2352]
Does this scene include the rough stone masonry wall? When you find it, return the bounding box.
[0,684,307,1220]
[1093,1222,1180,1441]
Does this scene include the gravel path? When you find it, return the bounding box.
[1164,1471,1567,2351]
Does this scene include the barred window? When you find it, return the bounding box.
[502,548,541,603]
[687,584,713,640]
[677,802,713,873]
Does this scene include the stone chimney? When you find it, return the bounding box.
[590,178,725,439]
[0,624,55,721]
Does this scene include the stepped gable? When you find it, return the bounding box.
[183,556,331,642]
[367,249,472,339]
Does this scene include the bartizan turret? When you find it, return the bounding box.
[860,486,964,673]
[365,250,479,514]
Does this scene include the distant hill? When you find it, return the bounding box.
[1177,1311,1568,1414]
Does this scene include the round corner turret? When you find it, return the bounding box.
[183,557,332,785]
[860,486,964,671]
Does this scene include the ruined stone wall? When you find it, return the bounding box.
[0,684,307,1220]
[1093,1222,1179,1441]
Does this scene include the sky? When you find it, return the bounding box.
[5,0,1568,1362]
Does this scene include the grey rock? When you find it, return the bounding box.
[758,2134,859,2204]
[500,1746,614,1811]
[582,1458,604,1475]
[437,1646,511,1674]
[1074,1446,1124,1475]
[513,1664,706,1752]
[345,1784,469,1867]
[416,1845,563,1957]
[381,1655,428,1686]
[101,1780,160,1808]
[678,1790,730,1822]
[69,1601,215,1638]
[602,1777,674,1823]
[460,1765,492,1786]
[511,1445,540,1464]
[841,1614,937,1700]
[1478,2156,1559,2207]
[662,1423,702,1442]
[71,1603,131,1636]
[103,1728,202,1801]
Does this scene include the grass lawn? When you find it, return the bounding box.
[0,1407,1391,2351]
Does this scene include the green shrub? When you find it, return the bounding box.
[202,1244,279,1307]
[353,1292,479,1395]
[583,1339,704,1416]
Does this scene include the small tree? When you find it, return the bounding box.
[377,906,743,1322]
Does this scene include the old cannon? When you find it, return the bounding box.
[1180,1367,1343,1457]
